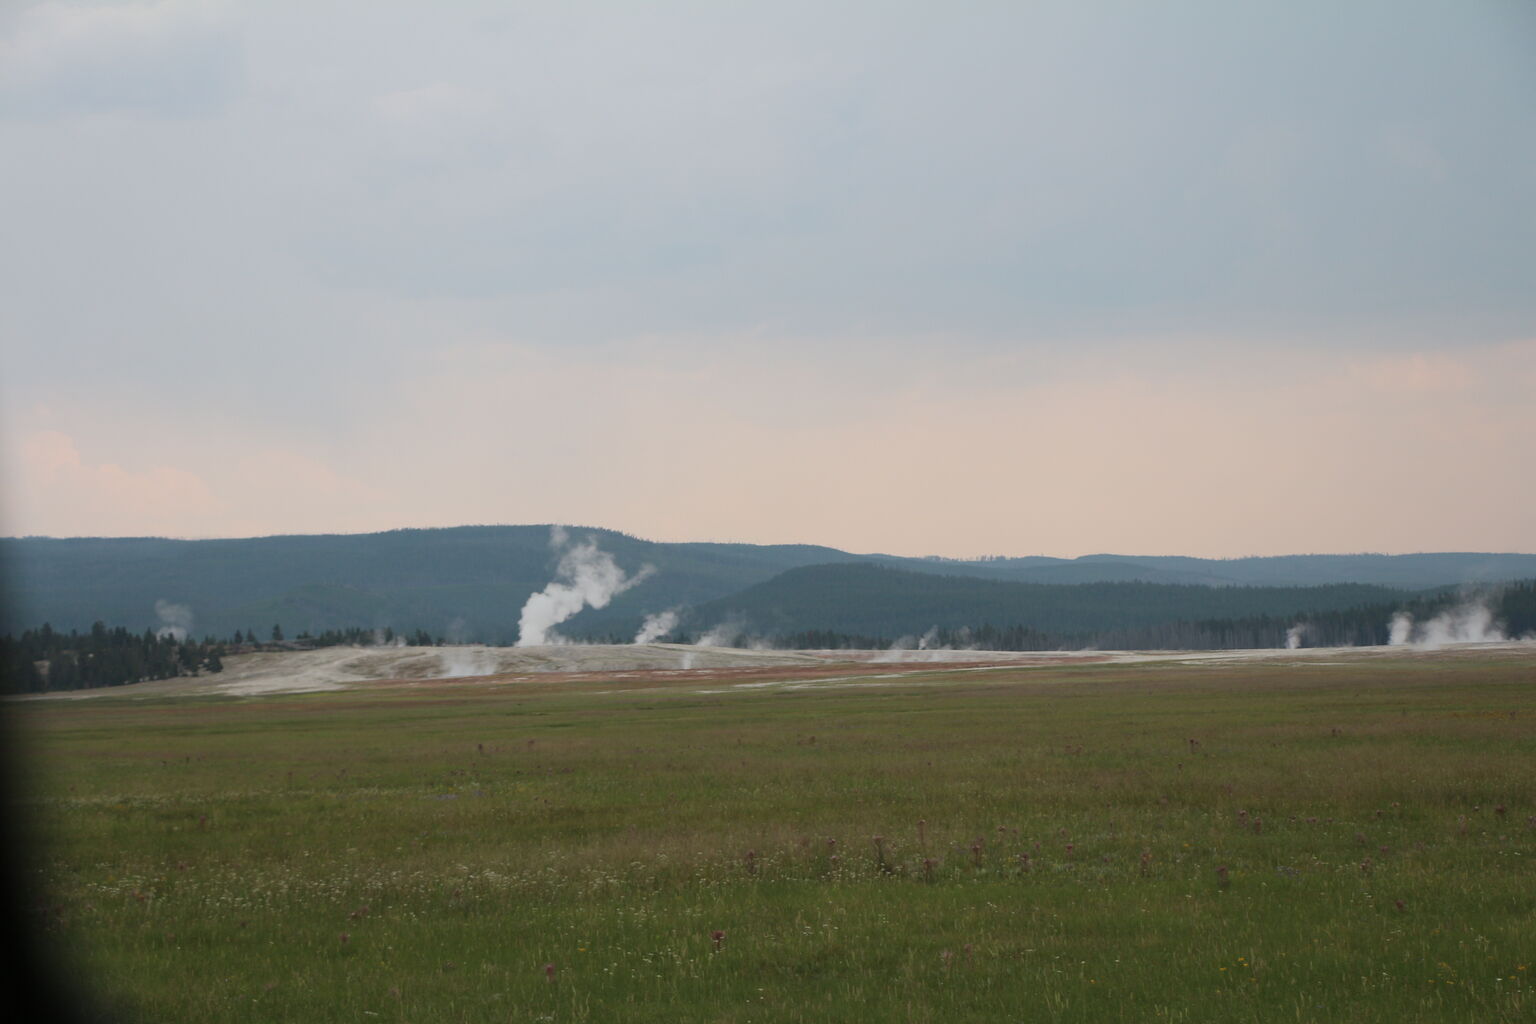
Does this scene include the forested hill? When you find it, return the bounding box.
[3,526,1534,643]
[675,563,1428,643]
[924,552,1536,588]
[666,565,1536,650]
[0,526,864,643]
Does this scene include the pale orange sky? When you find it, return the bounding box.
[5,336,1533,557]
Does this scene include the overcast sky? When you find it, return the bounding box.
[3,1,1534,556]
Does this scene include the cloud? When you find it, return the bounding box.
[3,4,1535,556]
[0,0,242,118]
[373,82,492,126]
[1351,352,1476,396]
[2,428,389,539]
[7,430,221,535]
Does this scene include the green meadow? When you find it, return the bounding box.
[11,653,1535,1023]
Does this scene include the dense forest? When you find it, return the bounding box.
[0,624,226,694]
[7,527,1536,643]
[671,563,1437,641]
[1,623,444,695]
[6,580,1531,694]
[633,579,1536,653]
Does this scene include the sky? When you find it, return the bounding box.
[2,0,1534,558]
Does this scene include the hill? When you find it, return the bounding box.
[3,526,1533,643]
[0,526,863,642]
[674,562,1437,645]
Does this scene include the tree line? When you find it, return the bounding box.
[1,622,446,695]
[638,580,1536,653]
[1,623,225,694]
[6,581,1530,693]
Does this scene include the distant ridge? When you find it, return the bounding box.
[3,526,1534,641]
[680,562,1456,643]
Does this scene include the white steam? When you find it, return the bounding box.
[1388,600,1507,649]
[634,609,680,644]
[438,646,500,678]
[154,599,193,641]
[874,626,975,662]
[371,628,406,648]
[1285,624,1306,650]
[693,619,745,648]
[516,527,653,646]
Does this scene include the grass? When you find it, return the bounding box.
[9,653,1536,1022]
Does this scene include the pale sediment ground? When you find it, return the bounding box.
[14,639,1536,700]
[14,643,825,699]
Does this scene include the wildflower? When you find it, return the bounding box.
[922,858,937,882]
[711,930,725,951]
[1216,865,1230,888]
[1017,853,1031,873]
[543,963,556,981]
[340,932,350,944]
[744,849,757,875]
[917,819,927,846]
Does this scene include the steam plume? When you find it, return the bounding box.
[634,609,680,644]
[1388,600,1506,649]
[874,626,972,661]
[694,618,745,648]
[439,647,499,678]
[517,527,653,646]
[154,600,193,641]
[1285,624,1306,650]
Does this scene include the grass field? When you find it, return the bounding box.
[10,650,1536,1022]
